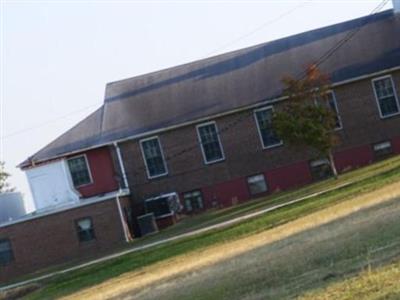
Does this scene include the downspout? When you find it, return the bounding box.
[114,142,132,242]
[114,142,129,189]
[116,190,132,242]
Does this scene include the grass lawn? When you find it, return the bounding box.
[4,155,400,299]
[299,260,400,300]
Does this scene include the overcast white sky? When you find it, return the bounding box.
[0,0,393,212]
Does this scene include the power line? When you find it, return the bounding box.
[1,103,101,140]
[122,0,391,188]
[203,1,310,58]
[298,0,390,79]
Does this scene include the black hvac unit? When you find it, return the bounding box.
[137,213,158,236]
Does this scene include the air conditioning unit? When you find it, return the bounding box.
[144,192,182,219]
[137,213,158,236]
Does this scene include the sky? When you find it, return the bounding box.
[0,0,394,212]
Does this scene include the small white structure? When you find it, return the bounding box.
[394,0,400,13]
[26,160,80,211]
[0,192,26,224]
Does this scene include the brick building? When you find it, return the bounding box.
[1,8,400,282]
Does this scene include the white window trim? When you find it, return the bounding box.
[371,75,400,119]
[139,136,169,180]
[196,121,226,165]
[253,106,283,150]
[326,90,343,131]
[67,154,93,187]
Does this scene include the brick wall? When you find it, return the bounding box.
[0,197,128,283]
[118,71,400,208]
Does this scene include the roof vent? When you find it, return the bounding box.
[394,0,400,13]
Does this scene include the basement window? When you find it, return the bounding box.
[197,122,225,164]
[372,76,400,118]
[310,159,333,181]
[0,239,14,266]
[247,174,268,195]
[254,107,282,149]
[183,190,204,213]
[67,155,92,187]
[140,136,168,179]
[76,217,96,242]
[373,141,393,160]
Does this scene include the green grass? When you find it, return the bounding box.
[20,155,400,299]
[299,260,400,300]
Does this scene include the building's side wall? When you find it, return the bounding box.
[0,197,128,283]
[69,146,119,198]
[119,71,400,208]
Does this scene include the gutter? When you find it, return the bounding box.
[20,65,400,169]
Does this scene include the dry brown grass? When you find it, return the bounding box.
[61,181,400,300]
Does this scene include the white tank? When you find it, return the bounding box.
[0,192,26,224]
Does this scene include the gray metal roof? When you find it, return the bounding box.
[21,10,400,168]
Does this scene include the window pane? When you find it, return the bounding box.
[198,124,224,163]
[373,141,393,159]
[141,138,167,178]
[67,156,91,186]
[255,109,281,148]
[183,190,204,212]
[247,174,268,195]
[310,159,333,181]
[326,93,342,129]
[0,239,14,265]
[374,78,399,117]
[76,218,95,242]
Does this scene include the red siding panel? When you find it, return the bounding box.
[334,145,374,173]
[73,147,119,198]
[392,136,400,154]
[202,178,250,209]
[265,161,312,193]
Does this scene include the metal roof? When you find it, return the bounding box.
[20,10,400,168]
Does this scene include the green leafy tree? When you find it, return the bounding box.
[273,66,340,178]
[0,161,15,193]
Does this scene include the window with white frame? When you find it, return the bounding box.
[247,174,268,195]
[0,239,14,266]
[373,141,393,159]
[316,91,342,129]
[183,190,204,212]
[197,122,225,164]
[254,107,282,149]
[140,137,168,178]
[76,217,95,242]
[309,158,333,181]
[372,76,400,118]
[67,155,92,187]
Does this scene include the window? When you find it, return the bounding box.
[183,190,204,212]
[67,155,92,187]
[372,76,400,118]
[197,122,225,164]
[373,141,393,160]
[254,107,282,149]
[0,239,14,266]
[247,174,268,195]
[140,137,168,179]
[310,159,333,181]
[316,91,342,130]
[76,218,95,242]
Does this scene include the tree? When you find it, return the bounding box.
[273,65,340,178]
[0,161,15,193]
